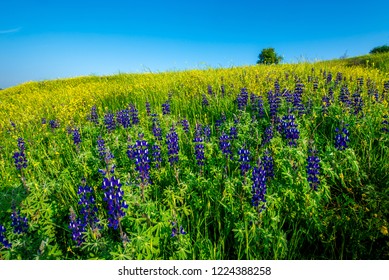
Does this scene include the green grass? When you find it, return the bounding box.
[326,52,389,74]
[0,58,388,260]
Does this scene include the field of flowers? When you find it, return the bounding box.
[0,62,388,260]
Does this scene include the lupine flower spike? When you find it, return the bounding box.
[170,221,187,238]
[166,126,179,166]
[238,147,251,177]
[251,160,267,213]
[261,149,274,180]
[133,134,151,200]
[13,138,28,190]
[101,176,128,231]
[166,126,180,182]
[88,105,99,124]
[280,113,300,146]
[306,148,320,191]
[77,178,100,230]
[193,125,205,171]
[11,208,28,234]
[0,225,12,249]
[335,122,350,150]
[69,207,84,246]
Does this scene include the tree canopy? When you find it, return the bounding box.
[370,45,389,54]
[257,48,283,65]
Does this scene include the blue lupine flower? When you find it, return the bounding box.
[72,128,82,147]
[116,109,131,128]
[326,72,332,83]
[17,137,25,152]
[166,126,179,166]
[328,87,334,102]
[49,119,60,129]
[11,209,28,234]
[251,163,267,211]
[306,149,320,191]
[339,86,351,107]
[336,72,343,84]
[101,176,128,230]
[77,180,99,230]
[133,135,150,185]
[97,136,107,160]
[280,113,300,146]
[13,138,28,170]
[41,118,47,124]
[88,105,99,124]
[283,89,293,103]
[202,94,209,107]
[238,148,251,176]
[181,119,190,134]
[0,224,12,248]
[256,96,264,118]
[162,102,170,115]
[215,119,223,130]
[293,82,305,116]
[352,92,363,116]
[229,126,238,139]
[104,112,116,132]
[322,95,331,114]
[261,125,273,146]
[151,114,162,141]
[129,104,139,125]
[151,144,162,168]
[180,226,187,235]
[193,134,205,167]
[207,84,213,95]
[69,208,84,246]
[335,124,350,150]
[237,88,249,110]
[127,143,136,161]
[313,79,318,91]
[219,132,232,159]
[170,221,187,238]
[203,125,211,142]
[145,102,151,116]
[195,123,203,137]
[250,93,258,109]
[267,90,281,119]
[261,149,274,180]
[215,113,227,131]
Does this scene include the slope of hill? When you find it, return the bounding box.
[0,59,388,260]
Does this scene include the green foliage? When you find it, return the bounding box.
[370,45,389,54]
[257,48,283,65]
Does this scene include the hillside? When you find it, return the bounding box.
[0,58,388,260]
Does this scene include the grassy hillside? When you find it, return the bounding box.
[0,60,388,260]
[325,52,389,74]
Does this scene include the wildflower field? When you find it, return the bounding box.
[0,60,388,260]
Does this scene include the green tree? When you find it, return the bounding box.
[257,48,283,64]
[370,45,389,54]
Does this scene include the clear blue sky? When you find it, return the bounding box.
[1,0,388,88]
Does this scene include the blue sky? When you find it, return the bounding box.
[1,0,389,88]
